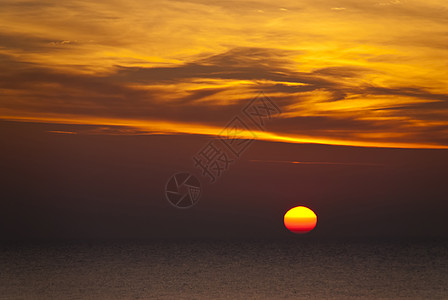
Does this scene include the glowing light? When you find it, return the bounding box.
[284,206,317,234]
[1,114,447,149]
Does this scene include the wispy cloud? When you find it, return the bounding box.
[1,0,447,148]
[249,159,383,166]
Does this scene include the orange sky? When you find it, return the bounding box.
[1,0,448,148]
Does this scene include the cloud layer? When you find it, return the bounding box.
[1,0,448,148]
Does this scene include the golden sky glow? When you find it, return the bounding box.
[1,0,448,148]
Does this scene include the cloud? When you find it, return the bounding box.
[250,159,383,166]
[1,45,448,148]
[47,130,77,134]
[1,0,448,148]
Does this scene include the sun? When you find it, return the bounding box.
[284,206,317,234]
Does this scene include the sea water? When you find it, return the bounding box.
[0,239,447,299]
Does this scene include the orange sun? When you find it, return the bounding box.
[284,206,317,234]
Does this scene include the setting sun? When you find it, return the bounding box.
[284,206,318,234]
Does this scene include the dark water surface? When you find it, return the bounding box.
[1,239,447,299]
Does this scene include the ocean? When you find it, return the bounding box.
[1,239,447,299]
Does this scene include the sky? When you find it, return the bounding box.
[1,0,448,148]
[1,0,448,239]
